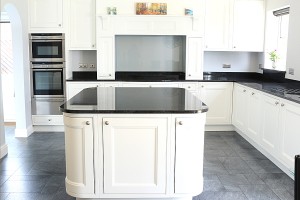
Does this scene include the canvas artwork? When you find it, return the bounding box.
[136,3,167,15]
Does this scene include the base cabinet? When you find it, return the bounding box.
[64,116,95,197]
[103,117,167,194]
[64,113,205,199]
[233,83,300,178]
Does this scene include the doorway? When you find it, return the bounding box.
[0,12,16,125]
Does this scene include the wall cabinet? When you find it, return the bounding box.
[205,0,265,51]
[64,116,95,196]
[201,82,233,125]
[103,117,167,194]
[29,0,64,32]
[68,0,96,50]
[186,37,204,80]
[97,37,115,80]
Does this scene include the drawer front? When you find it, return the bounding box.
[32,115,63,125]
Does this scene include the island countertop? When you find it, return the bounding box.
[60,87,208,114]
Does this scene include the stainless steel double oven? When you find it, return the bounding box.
[29,33,65,115]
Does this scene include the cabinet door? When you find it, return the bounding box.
[97,37,115,80]
[29,0,63,29]
[175,116,205,194]
[204,0,232,50]
[64,116,94,195]
[260,94,280,155]
[66,82,100,100]
[200,82,233,125]
[232,84,248,131]
[186,37,203,80]
[232,0,265,51]
[246,89,262,142]
[103,117,167,194]
[279,101,300,171]
[69,0,96,50]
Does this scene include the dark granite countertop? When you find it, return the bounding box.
[60,87,208,114]
[66,70,300,104]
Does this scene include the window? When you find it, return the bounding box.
[264,7,290,71]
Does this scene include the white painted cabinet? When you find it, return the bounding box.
[29,0,64,31]
[102,117,167,194]
[186,37,204,80]
[205,0,265,51]
[69,0,96,50]
[175,116,204,194]
[279,100,300,172]
[246,89,262,143]
[121,82,180,88]
[201,82,233,125]
[64,116,95,196]
[97,37,115,80]
[204,0,232,50]
[260,93,280,156]
[232,84,248,131]
[232,0,265,51]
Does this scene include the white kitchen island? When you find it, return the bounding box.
[60,87,208,200]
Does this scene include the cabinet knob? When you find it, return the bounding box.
[188,86,191,89]
[252,92,255,95]
[275,101,279,105]
[201,85,204,88]
[48,119,52,121]
[58,24,62,27]
[281,103,285,107]
[92,44,95,48]
[86,121,91,125]
[189,74,191,76]
[105,121,109,125]
[178,121,183,125]
[233,46,236,48]
[109,74,112,76]
[243,89,246,92]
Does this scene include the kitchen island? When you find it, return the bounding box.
[60,87,208,200]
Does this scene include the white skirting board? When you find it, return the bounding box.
[14,125,34,138]
[205,124,234,131]
[0,144,8,159]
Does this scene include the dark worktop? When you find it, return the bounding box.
[66,70,300,104]
[60,87,208,114]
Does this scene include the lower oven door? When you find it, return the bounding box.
[32,98,65,115]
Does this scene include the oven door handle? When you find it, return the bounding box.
[32,68,63,72]
[31,40,62,43]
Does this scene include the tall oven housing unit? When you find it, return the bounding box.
[29,33,65,115]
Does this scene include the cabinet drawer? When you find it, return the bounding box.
[32,115,63,125]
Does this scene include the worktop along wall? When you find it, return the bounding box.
[203,52,264,72]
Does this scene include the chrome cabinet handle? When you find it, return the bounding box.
[243,89,246,92]
[281,103,285,107]
[86,121,91,125]
[105,121,109,125]
[48,119,52,121]
[252,92,255,95]
[178,121,183,125]
[275,101,279,105]
[58,24,62,27]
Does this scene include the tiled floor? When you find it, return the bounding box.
[0,127,294,200]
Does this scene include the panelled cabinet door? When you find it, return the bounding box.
[97,37,115,80]
[64,116,94,196]
[175,116,205,194]
[246,89,262,142]
[260,94,280,156]
[29,0,63,29]
[103,117,167,194]
[279,101,300,172]
[232,0,265,51]
[186,37,203,80]
[200,82,233,125]
[69,0,96,50]
[204,0,232,50]
[232,84,248,131]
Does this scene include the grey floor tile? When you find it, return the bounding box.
[257,173,294,190]
[239,184,281,200]
[203,180,225,191]
[218,174,250,185]
[194,191,248,200]
[0,192,9,200]
[0,180,47,193]
[219,157,251,170]
[246,159,283,174]
[272,189,294,200]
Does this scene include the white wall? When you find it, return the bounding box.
[1,0,33,137]
[266,0,290,11]
[203,52,263,72]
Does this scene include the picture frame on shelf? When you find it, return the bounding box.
[136,3,167,15]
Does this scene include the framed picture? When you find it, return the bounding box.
[136,3,167,15]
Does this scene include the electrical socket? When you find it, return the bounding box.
[79,63,84,68]
[82,64,88,68]
[223,64,231,68]
[89,64,95,68]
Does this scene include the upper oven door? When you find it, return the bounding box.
[30,39,65,62]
